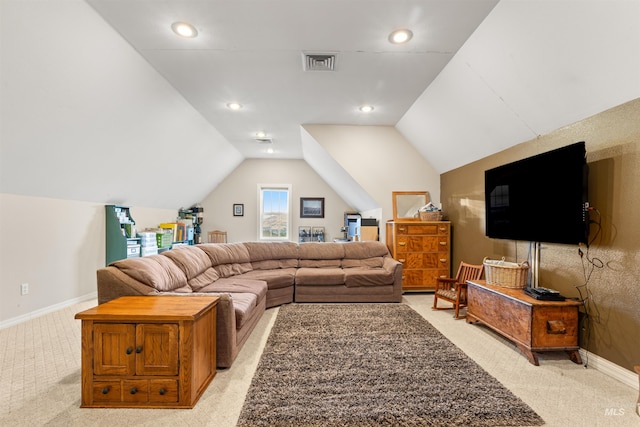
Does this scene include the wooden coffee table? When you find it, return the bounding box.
[75,295,219,408]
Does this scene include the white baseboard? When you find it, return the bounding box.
[580,349,639,391]
[0,292,97,329]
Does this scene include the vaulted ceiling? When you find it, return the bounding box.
[85,0,500,160]
[1,1,639,209]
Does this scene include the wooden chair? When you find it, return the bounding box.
[207,230,227,243]
[433,261,484,319]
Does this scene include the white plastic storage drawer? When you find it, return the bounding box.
[126,244,141,258]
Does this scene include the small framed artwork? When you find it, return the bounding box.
[312,227,325,242]
[300,197,325,218]
[299,226,312,242]
[233,204,244,217]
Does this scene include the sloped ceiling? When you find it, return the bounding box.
[84,0,499,160]
[397,0,640,173]
[1,1,639,210]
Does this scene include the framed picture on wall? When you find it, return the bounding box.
[299,226,312,243]
[300,197,324,218]
[233,204,244,217]
[311,227,325,242]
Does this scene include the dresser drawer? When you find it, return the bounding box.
[403,269,450,288]
[396,224,439,235]
[92,380,122,402]
[397,253,449,269]
[436,224,450,235]
[149,379,179,403]
[122,379,149,403]
[395,235,443,252]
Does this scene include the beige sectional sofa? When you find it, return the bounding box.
[96,240,402,368]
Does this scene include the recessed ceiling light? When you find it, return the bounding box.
[226,102,243,110]
[359,105,374,113]
[389,29,413,44]
[256,131,267,138]
[266,148,274,154]
[171,21,198,38]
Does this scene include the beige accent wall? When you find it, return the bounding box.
[441,97,640,371]
[0,194,176,323]
[199,159,353,243]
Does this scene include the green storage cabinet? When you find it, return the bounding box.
[105,205,141,266]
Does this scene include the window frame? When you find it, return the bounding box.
[257,184,291,241]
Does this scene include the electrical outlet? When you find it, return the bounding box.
[20,283,29,295]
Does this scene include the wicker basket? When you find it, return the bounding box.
[483,257,529,289]
[419,211,442,221]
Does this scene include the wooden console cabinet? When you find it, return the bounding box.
[386,221,451,291]
[75,296,218,408]
[466,280,582,366]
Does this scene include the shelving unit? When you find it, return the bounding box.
[105,205,141,266]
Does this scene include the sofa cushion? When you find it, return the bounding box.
[237,269,296,290]
[111,255,188,292]
[299,259,342,268]
[295,267,345,286]
[342,257,385,268]
[343,241,390,259]
[244,241,299,269]
[298,242,345,268]
[344,268,395,287]
[198,243,252,278]
[197,278,267,329]
[251,258,299,270]
[161,245,219,291]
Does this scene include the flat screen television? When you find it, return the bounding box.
[484,142,589,245]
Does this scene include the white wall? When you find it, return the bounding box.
[0,0,243,209]
[302,125,441,240]
[199,159,352,243]
[0,194,175,324]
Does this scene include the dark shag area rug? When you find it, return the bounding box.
[236,303,544,427]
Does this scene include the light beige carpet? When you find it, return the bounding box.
[0,294,638,426]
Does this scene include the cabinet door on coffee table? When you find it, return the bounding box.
[135,324,179,376]
[94,324,136,376]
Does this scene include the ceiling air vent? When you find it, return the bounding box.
[255,137,273,144]
[303,53,336,71]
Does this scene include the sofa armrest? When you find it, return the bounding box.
[97,267,157,304]
[210,293,236,368]
[382,256,403,302]
[382,255,401,273]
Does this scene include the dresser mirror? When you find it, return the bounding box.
[392,191,429,221]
